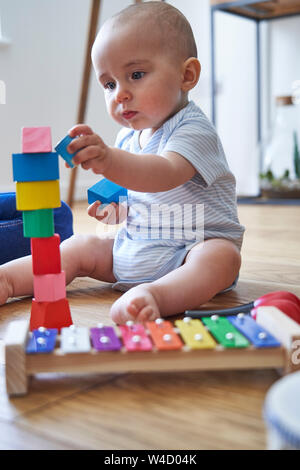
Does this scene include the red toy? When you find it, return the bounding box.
[251,291,300,323]
[254,291,300,308]
[30,298,72,332]
[31,234,61,274]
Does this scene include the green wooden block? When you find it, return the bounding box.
[22,209,54,238]
[202,316,250,349]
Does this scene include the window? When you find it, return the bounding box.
[0,13,10,45]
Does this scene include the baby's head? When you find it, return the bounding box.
[92,1,200,132]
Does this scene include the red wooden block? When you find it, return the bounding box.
[30,297,73,332]
[31,234,61,274]
[22,126,52,153]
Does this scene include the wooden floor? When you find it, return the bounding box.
[0,201,300,450]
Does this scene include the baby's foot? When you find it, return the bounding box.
[110,283,161,325]
[0,268,12,305]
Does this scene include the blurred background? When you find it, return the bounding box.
[0,0,300,201]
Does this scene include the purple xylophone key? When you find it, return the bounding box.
[90,324,122,351]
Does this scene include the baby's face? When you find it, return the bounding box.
[92,20,186,133]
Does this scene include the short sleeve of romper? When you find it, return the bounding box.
[162,106,229,187]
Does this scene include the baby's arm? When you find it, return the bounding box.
[68,125,196,192]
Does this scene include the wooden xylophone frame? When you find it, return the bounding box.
[5,306,300,397]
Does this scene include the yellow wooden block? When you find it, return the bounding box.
[16,180,61,210]
[175,318,217,349]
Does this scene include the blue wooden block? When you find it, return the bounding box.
[227,314,281,348]
[12,152,59,182]
[87,178,128,205]
[55,135,76,168]
[26,327,58,354]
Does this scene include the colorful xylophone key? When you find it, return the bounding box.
[60,325,91,353]
[175,317,216,349]
[26,327,57,354]
[90,324,122,351]
[119,321,153,351]
[146,318,183,350]
[228,313,281,348]
[202,315,250,348]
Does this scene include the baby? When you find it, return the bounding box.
[0,2,244,324]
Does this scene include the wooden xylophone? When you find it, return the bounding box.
[5,306,300,397]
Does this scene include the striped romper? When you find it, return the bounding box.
[111,101,245,292]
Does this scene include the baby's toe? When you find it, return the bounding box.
[126,300,139,317]
[137,305,155,323]
[126,296,147,316]
[110,304,134,325]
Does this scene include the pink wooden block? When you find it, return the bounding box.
[22,126,52,153]
[33,271,66,302]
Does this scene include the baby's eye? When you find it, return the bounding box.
[104,81,116,90]
[131,71,145,80]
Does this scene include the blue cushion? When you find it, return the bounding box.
[0,192,73,265]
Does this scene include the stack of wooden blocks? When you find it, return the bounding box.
[12,126,73,331]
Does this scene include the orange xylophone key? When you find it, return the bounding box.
[146,319,183,350]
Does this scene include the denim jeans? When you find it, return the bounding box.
[0,192,73,265]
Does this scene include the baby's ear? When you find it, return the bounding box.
[181,57,201,92]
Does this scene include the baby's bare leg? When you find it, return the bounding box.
[110,238,241,324]
[150,238,241,316]
[60,235,116,284]
[0,235,116,305]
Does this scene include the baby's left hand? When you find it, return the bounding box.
[87,200,128,225]
[67,124,111,174]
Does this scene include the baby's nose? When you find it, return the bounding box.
[115,85,132,103]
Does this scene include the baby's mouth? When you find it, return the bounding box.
[122,111,138,120]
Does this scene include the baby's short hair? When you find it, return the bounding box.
[110,1,197,61]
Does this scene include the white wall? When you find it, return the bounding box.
[168,0,212,117]
[0,0,300,200]
[0,0,128,200]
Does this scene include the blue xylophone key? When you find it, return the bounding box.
[227,314,281,348]
[26,327,58,354]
